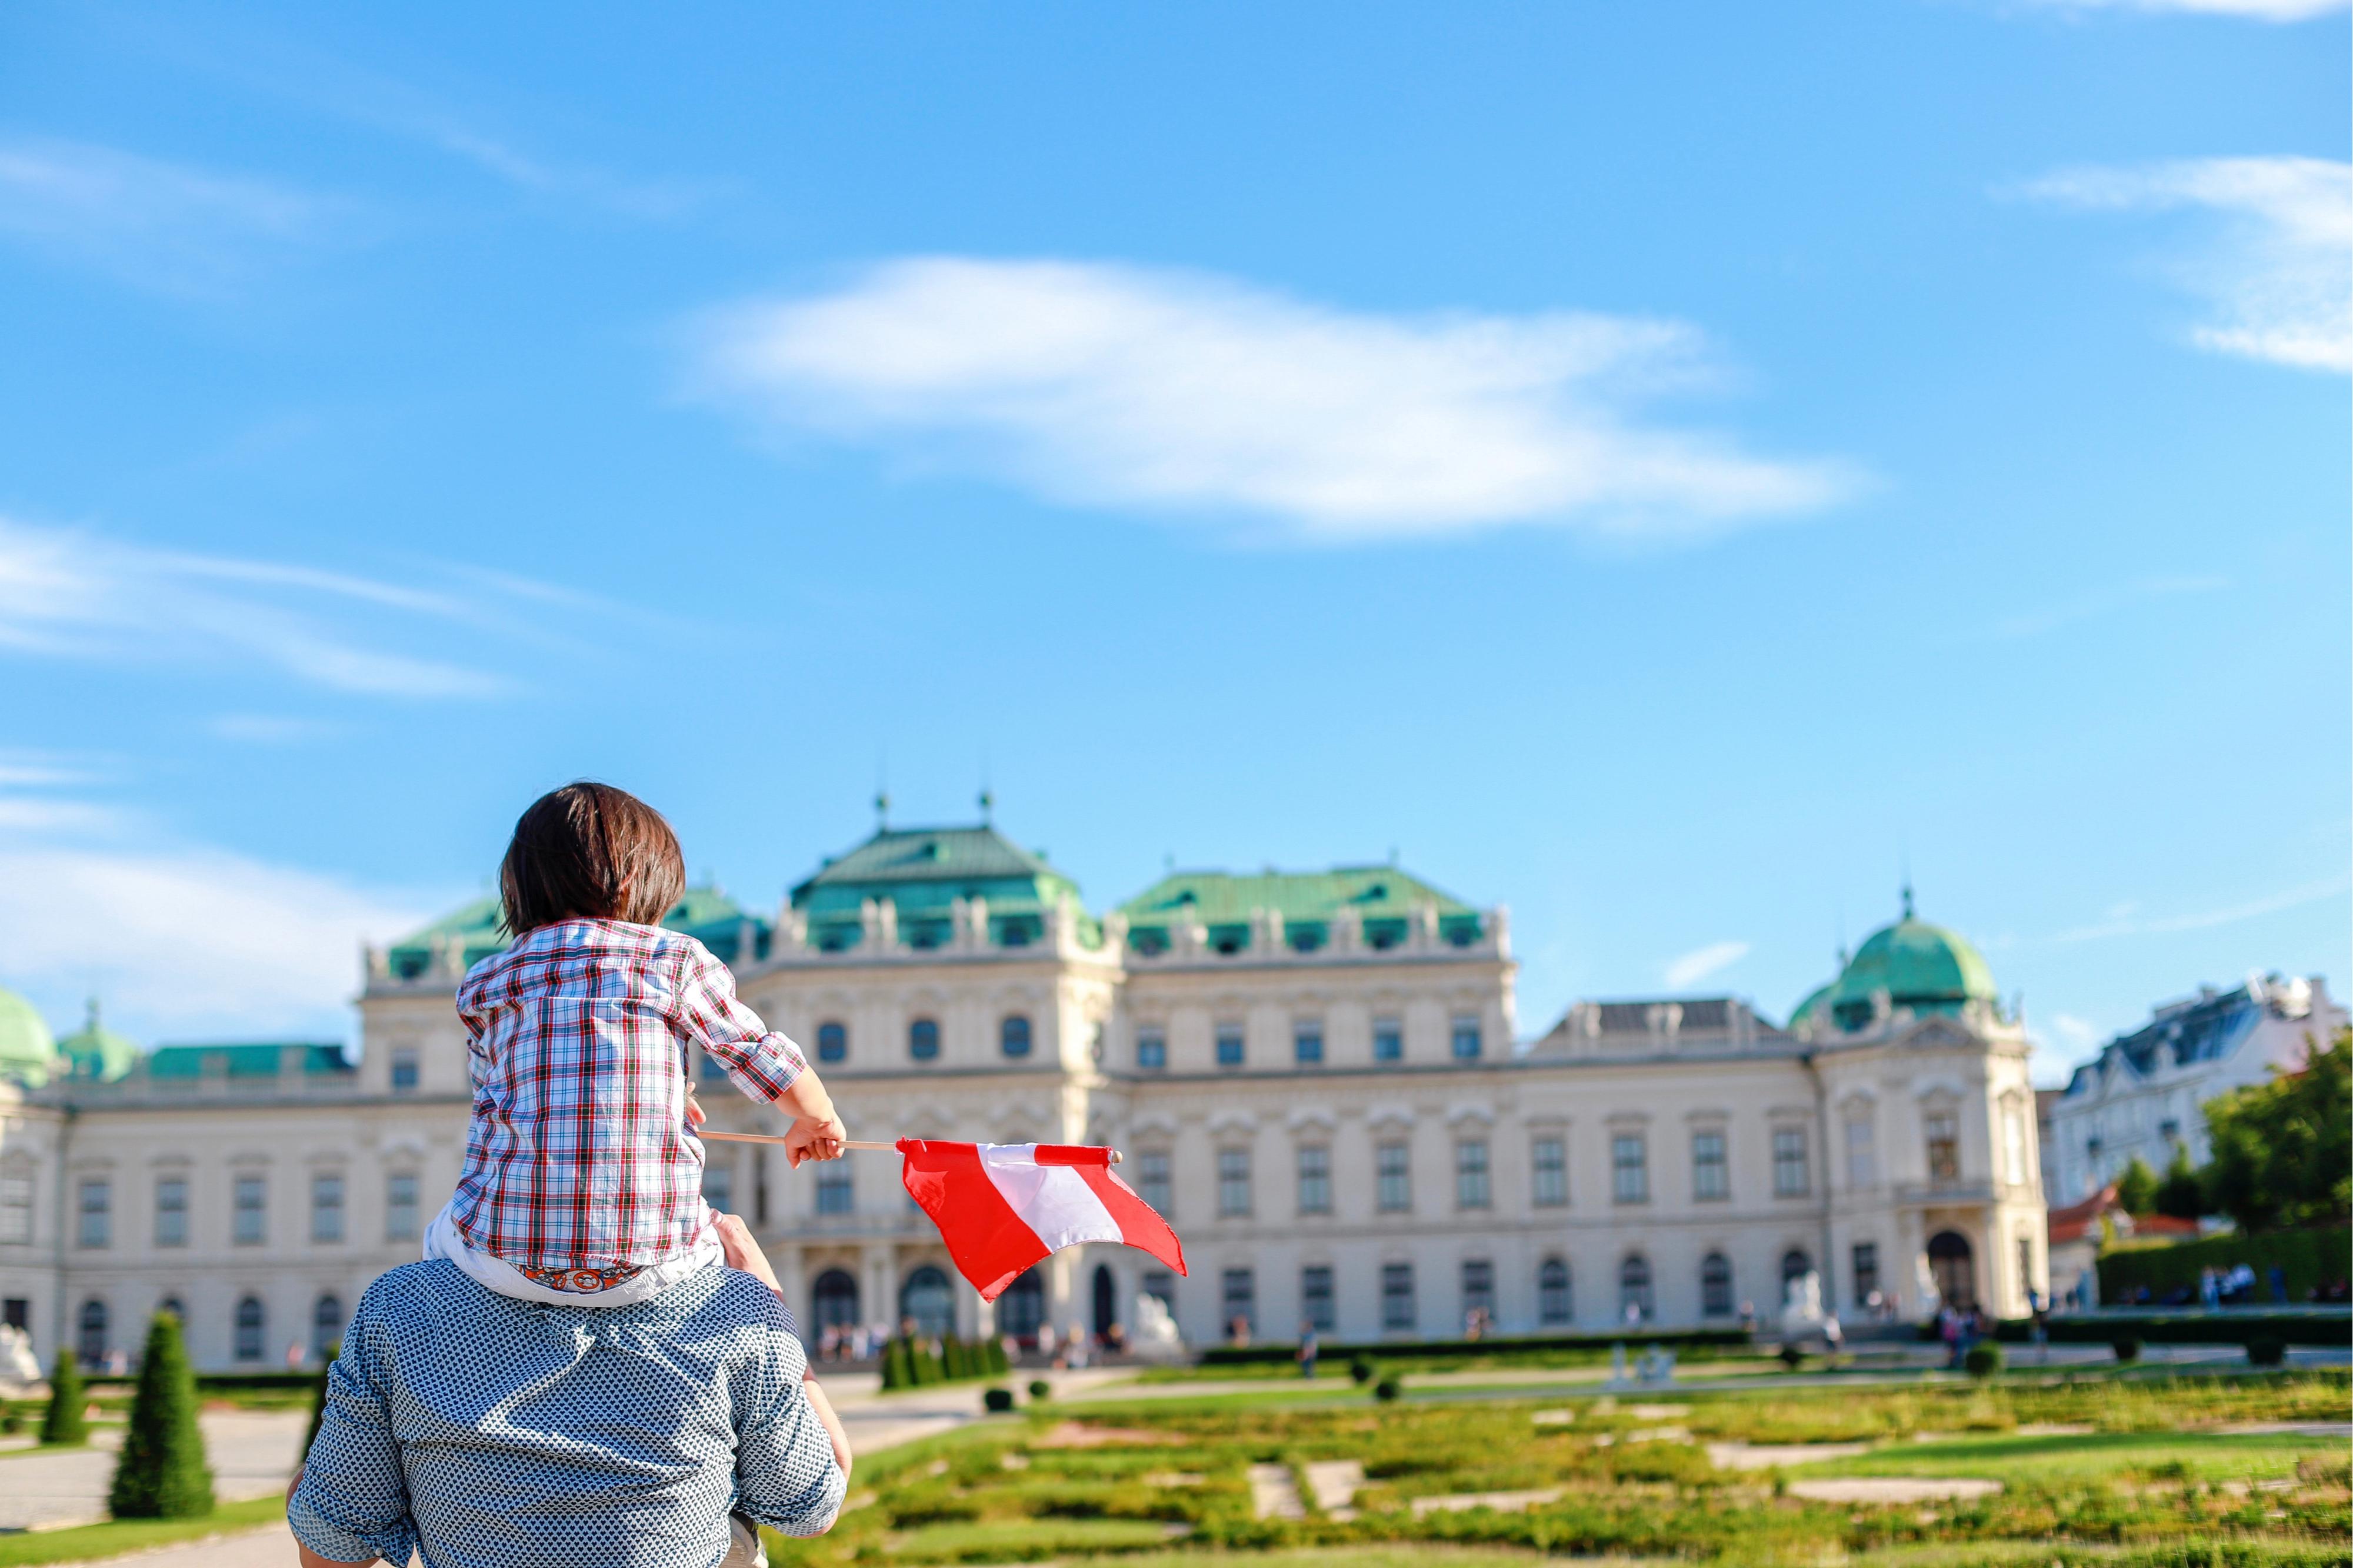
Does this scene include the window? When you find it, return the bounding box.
[1215,1024,1245,1069]
[1451,1017,1482,1060]
[1538,1257,1572,1325]
[1140,1269,1176,1309]
[1611,1135,1648,1204]
[1135,1027,1166,1071]
[1455,1139,1491,1210]
[1000,1015,1032,1059]
[76,1299,106,1366]
[389,1047,419,1093]
[1618,1255,1653,1322]
[0,1299,23,1332]
[310,1173,345,1244]
[385,1173,420,1242]
[1217,1149,1252,1217]
[235,1296,264,1362]
[1381,1263,1415,1330]
[908,1018,940,1062]
[2017,1234,2037,1303]
[1372,1018,1403,1063]
[1301,1266,1335,1332]
[1293,1020,1323,1066]
[1461,1259,1494,1329]
[1924,1111,1961,1186]
[702,1159,734,1216]
[1136,1150,1172,1215]
[2001,1104,2027,1186]
[1692,1131,1729,1201]
[234,1176,266,1245]
[1845,1117,1877,1187]
[1531,1138,1568,1207]
[1375,1142,1411,1213]
[1295,1146,1331,1216]
[76,1179,109,1249]
[699,1050,728,1082]
[1780,1250,1813,1305]
[313,1293,344,1356]
[0,1177,31,1245]
[2158,1116,2180,1143]
[816,1167,854,1215]
[1852,1242,1881,1308]
[1701,1253,1734,1317]
[816,1022,847,1064]
[1772,1127,1810,1197]
[1220,1269,1255,1339]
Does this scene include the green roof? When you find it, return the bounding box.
[1825,893,1997,1032]
[55,1000,137,1083]
[1116,865,1483,956]
[0,987,54,1083]
[1785,980,1834,1033]
[387,885,766,979]
[790,825,1090,953]
[146,1042,352,1079]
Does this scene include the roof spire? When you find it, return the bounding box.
[978,787,994,825]
[873,790,890,829]
[1901,880,1915,920]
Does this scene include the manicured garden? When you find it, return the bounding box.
[771,1369,2351,1566]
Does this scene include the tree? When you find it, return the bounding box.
[39,1346,87,1446]
[2202,1028,2352,1235]
[2114,1156,2160,1218]
[2154,1145,2205,1221]
[106,1313,213,1519]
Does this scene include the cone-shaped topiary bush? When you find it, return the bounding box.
[984,1337,1009,1376]
[108,1313,213,1519]
[881,1335,914,1390]
[39,1346,87,1446]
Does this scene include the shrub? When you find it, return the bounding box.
[2112,1336,2143,1363]
[1,1405,20,1435]
[1028,1379,1052,1401]
[1963,1341,2004,1379]
[1374,1377,1401,1403]
[986,1337,1011,1375]
[40,1347,87,1446]
[983,1386,1015,1413]
[107,1313,213,1519]
[881,1335,914,1390]
[1778,1345,1805,1369]
[1349,1355,1375,1385]
[2245,1335,2288,1367]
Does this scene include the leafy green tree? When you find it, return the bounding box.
[2202,1028,2351,1234]
[2114,1156,2160,1218]
[107,1313,213,1519]
[2154,1146,2205,1221]
[39,1346,87,1446]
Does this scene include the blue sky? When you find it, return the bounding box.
[0,1,2345,1082]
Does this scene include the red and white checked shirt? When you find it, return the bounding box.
[448,919,807,1274]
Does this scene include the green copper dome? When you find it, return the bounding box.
[1826,890,1995,1032]
[0,987,55,1085]
[1785,980,1834,1033]
[55,999,138,1083]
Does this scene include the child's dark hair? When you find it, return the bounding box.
[499,782,685,936]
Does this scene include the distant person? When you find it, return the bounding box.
[1297,1324,1318,1379]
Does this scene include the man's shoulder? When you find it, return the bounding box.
[355,1259,501,1321]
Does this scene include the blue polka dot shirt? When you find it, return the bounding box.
[289,1259,845,1567]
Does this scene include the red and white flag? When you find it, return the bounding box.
[898,1139,1187,1302]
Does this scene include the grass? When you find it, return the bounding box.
[1810,1430,2331,1486]
[0,1494,281,1565]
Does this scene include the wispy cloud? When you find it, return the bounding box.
[0,136,338,296]
[2051,877,2351,943]
[691,258,1860,544]
[1664,939,1751,990]
[2018,0,2345,19]
[2028,156,2352,372]
[206,714,349,745]
[1981,574,2229,640]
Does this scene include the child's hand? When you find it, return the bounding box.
[784,1109,847,1169]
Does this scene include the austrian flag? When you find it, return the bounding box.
[898,1140,1188,1301]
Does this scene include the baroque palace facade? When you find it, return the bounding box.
[0,820,2045,1371]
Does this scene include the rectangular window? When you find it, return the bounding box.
[815,1168,854,1215]
[1301,1266,1335,1332]
[702,1160,734,1216]
[699,1050,728,1082]
[1455,1139,1491,1210]
[1137,1150,1172,1215]
[1538,1259,1572,1325]
[1852,1241,1880,1308]
[1293,1021,1324,1066]
[1531,1137,1568,1207]
[76,1178,110,1249]
[1451,1017,1482,1060]
[1772,1127,1809,1197]
[385,1173,419,1243]
[1692,1130,1729,1201]
[1295,1146,1331,1216]
[1460,1259,1494,1329]
[1381,1262,1415,1330]
[1611,1135,1648,1204]
[1,1299,24,1332]
[310,1173,344,1244]
[1215,1024,1245,1069]
[2017,1234,2037,1303]
[1140,1269,1175,1307]
[1135,1027,1166,1071]
[1372,1018,1403,1063]
[1925,1112,1961,1186]
[1220,1268,1255,1339]
[1845,1117,1877,1187]
[2002,1106,2027,1186]
[234,1175,266,1245]
[0,1177,32,1245]
[1217,1149,1252,1217]
[390,1047,419,1094]
[155,1177,188,1247]
[1375,1142,1411,1213]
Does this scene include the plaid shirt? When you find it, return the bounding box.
[449,919,806,1274]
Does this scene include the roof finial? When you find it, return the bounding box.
[978,787,994,825]
[874,790,890,829]
[1901,880,1915,920]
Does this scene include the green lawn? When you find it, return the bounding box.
[1808,1429,2334,1486]
[0,1494,282,1566]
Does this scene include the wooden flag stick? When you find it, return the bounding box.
[698,1129,1123,1163]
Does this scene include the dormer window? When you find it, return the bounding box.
[1000,1015,1033,1059]
[909,1018,941,1062]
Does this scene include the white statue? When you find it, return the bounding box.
[1130,1292,1185,1362]
[0,1325,36,1387]
[1778,1269,1842,1355]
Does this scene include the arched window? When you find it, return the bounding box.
[1701,1253,1734,1317]
[75,1299,106,1366]
[908,1018,940,1062]
[1779,1249,1814,1309]
[899,1265,954,1338]
[1538,1257,1572,1325]
[816,1022,847,1064]
[1092,1264,1118,1339]
[312,1293,344,1357]
[1618,1255,1653,1322]
[998,1268,1046,1344]
[234,1295,265,1362]
[1927,1229,1976,1311]
[811,1270,859,1334]
[999,1015,1032,1059]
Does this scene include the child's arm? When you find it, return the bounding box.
[674,945,847,1166]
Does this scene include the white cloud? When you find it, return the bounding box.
[2028,156,2352,372]
[692,258,1859,543]
[2051,1013,2105,1048]
[206,714,347,745]
[1664,939,1751,990]
[0,137,334,295]
[2051,877,2351,943]
[2021,0,2344,19]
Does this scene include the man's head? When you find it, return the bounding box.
[499,782,685,936]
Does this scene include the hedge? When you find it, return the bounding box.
[1991,1310,2349,1348]
[2095,1226,2350,1307]
[1198,1327,1751,1367]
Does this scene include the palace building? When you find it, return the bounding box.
[0,820,2045,1370]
